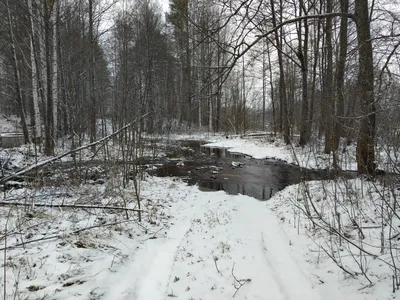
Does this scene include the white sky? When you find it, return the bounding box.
[158,0,169,14]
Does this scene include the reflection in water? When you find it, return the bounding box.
[278,165,290,187]
[199,181,223,191]
[150,140,356,201]
[197,181,276,200]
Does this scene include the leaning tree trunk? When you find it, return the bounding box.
[355,0,376,174]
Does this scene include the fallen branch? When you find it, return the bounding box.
[0,114,148,185]
[0,219,135,251]
[0,201,142,212]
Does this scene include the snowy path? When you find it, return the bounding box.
[104,186,327,300]
[163,191,324,300]
[103,190,199,300]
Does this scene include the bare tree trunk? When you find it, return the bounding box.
[6,0,30,143]
[28,0,42,142]
[52,0,58,141]
[262,41,266,131]
[198,91,202,129]
[242,56,246,134]
[216,29,222,132]
[333,0,349,151]
[309,18,322,139]
[270,0,290,144]
[44,0,54,155]
[323,0,334,154]
[88,0,96,150]
[266,43,276,136]
[185,9,192,128]
[208,39,213,132]
[208,93,212,132]
[355,0,376,174]
[298,0,309,147]
[39,0,48,134]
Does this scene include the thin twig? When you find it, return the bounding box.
[143,226,165,241]
[231,262,251,297]
[214,256,222,276]
[319,242,356,277]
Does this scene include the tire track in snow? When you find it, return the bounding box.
[258,207,322,300]
[104,188,323,300]
[102,194,198,300]
[259,234,290,300]
[135,218,194,300]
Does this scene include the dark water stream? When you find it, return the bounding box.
[149,140,357,200]
[0,139,357,199]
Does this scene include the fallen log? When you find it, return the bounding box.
[0,201,142,212]
[0,219,137,251]
[0,114,148,185]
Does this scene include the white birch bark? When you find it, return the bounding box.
[28,0,42,139]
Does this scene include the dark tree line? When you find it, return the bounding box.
[0,0,399,174]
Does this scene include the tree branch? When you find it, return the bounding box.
[0,219,135,251]
[0,201,142,212]
[0,114,148,185]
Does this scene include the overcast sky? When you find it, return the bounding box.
[158,0,169,14]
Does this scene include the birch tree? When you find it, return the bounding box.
[28,0,42,142]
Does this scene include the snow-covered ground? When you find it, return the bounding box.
[165,132,361,170]
[2,175,399,299]
[2,122,400,299]
[269,178,400,299]
[202,135,400,175]
[1,176,177,299]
